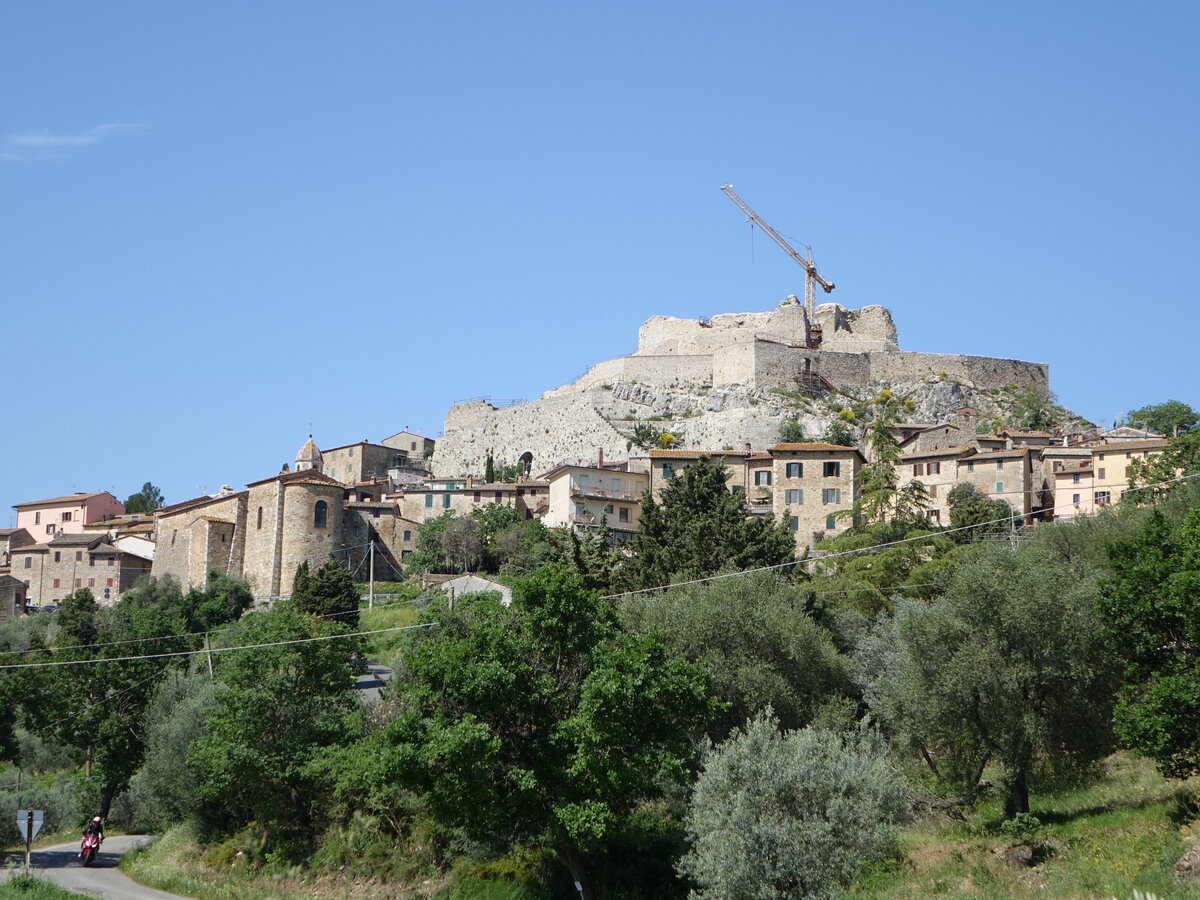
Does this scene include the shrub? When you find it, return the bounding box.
[680,712,908,900]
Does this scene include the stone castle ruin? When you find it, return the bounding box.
[432,298,1052,478]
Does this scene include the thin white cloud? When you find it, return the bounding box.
[3,123,144,161]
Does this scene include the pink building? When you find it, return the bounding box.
[13,492,126,540]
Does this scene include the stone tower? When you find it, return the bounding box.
[295,437,323,473]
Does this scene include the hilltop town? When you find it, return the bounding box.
[0,298,1169,611]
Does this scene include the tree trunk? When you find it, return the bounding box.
[559,846,596,900]
[98,791,112,819]
[1004,765,1030,817]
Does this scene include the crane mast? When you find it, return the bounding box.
[720,183,835,348]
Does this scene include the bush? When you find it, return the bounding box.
[680,712,908,900]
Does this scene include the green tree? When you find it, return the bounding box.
[629,423,664,450]
[1010,387,1056,430]
[471,502,524,572]
[620,572,856,741]
[1124,399,1199,437]
[860,541,1117,814]
[946,481,1013,541]
[123,482,164,514]
[358,566,715,898]
[1101,507,1200,777]
[192,604,360,847]
[56,588,100,647]
[679,712,908,900]
[620,456,794,591]
[484,451,496,484]
[779,418,808,443]
[1127,428,1200,493]
[131,670,216,826]
[292,557,361,627]
[822,419,856,447]
[845,389,930,527]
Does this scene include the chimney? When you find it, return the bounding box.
[597,447,604,468]
[745,442,752,453]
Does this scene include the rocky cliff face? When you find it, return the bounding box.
[431,299,1074,477]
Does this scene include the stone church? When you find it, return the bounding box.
[151,438,416,600]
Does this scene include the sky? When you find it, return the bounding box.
[2,1,1197,520]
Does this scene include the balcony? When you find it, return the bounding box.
[570,513,636,532]
[568,481,642,501]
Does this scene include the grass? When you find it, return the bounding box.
[359,600,425,665]
[0,874,86,900]
[847,754,1200,899]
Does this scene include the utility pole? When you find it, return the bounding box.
[205,633,214,679]
[368,540,376,610]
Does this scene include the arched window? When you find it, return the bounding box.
[257,506,263,529]
[314,499,328,529]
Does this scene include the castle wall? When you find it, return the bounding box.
[432,392,632,479]
[151,493,246,590]
[243,481,284,597]
[866,352,1048,391]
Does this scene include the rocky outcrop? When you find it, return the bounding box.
[431,298,1067,477]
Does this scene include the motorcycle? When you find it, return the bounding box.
[80,831,101,866]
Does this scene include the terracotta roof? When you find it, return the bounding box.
[246,469,343,488]
[964,448,1030,461]
[902,445,973,460]
[196,516,234,524]
[1003,430,1058,438]
[90,543,121,555]
[157,491,246,516]
[1093,439,1170,453]
[48,533,103,547]
[646,449,750,458]
[345,502,397,509]
[13,492,115,509]
[771,442,858,452]
[321,440,391,454]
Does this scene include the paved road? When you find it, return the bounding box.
[355,663,393,702]
[20,835,189,899]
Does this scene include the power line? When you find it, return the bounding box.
[603,470,1200,599]
[0,622,435,671]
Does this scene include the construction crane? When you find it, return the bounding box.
[720,183,834,348]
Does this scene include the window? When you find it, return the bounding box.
[822,488,841,505]
[928,509,941,523]
[473,491,481,502]
[618,507,629,523]
[1095,490,1111,506]
[754,470,772,486]
[425,493,433,508]
[403,530,411,541]
[966,461,975,473]
[731,484,744,495]
[352,524,362,537]
[913,463,924,476]
[996,460,1004,470]
[89,556,95,567]
[46,524,54,535]
[35,512,40,525]
[411,442,417,451]
[88,578,94,587]
[1098,452,1105,460]
[74,578,81,588]
[929,484,938,497]
[1098,468,1106,479]
[62,512,72,522]
[575,502,588,515]
[612,478,622,493]
[825,515,837,531]
[372,508,380,518]
[789,516,799,531]
[1072,493,1081,504]
[823,461,841,477]
[103,588,111,600]
[1072,473,1081,484]
[442,494,451,508]
[53,551,61,563]
[662,463,674,478]
[604,504,614,514]
[784,489,803,504]
[53,578,60,589]
[314,500,328,528]
[786,462,803,478]
[75,551,82,561]
[257,506,263,529]
[995,482,1005,493]
[1126,452,1133,459]
[517,488,525,496]
[929,461,941,475]
[23,557,30,569]
[107,559,113,567]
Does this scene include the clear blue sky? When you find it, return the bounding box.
[3,1,1197,519]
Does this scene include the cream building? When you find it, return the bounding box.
[1091,439,1170,507]
[542,463,648,538]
